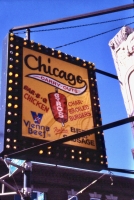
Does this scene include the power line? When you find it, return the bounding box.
[54,22,134,49]
[68,173,106,200]
[28,16,134,32]
[14,15,134,35]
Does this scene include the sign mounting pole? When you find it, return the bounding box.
[10,3,134,32]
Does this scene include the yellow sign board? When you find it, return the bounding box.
[22,47,96,150]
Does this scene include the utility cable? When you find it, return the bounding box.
[14,15,134,35]
[54,21,134,49]
[68,172,106,200]
[30,15,134,33]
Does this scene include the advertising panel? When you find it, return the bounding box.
[22,47,96,149]
[1,33,107,171]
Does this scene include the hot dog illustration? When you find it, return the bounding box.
[48,90,68,126]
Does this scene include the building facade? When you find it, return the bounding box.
[0,161,134,200]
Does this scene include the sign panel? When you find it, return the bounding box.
[22,47,95,149]
[0,33,107,171]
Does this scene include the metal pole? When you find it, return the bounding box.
[6,116,134,157]
[10,3,134,32]
[2,184,5,193]
[0,192,17,196]
[0,174,9,180]
[25,29,30,40]
[95,68,118,80]
[22,161,32,200]
[0,179,17,192]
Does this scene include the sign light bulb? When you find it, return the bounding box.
[9,80,13,84]
[9,65,13,69]
[8,112,12,115]
[14,105,18,108]
[71,156,75,159]
[10,33,14,36]
[15,74,19,77]
[8,95,12,99]
[8,103,12,107]
[7,120,11,124]
[8,87,12,91]
[10,44,14,48]
[39,150,43,154]
[10,37,14,41]
[9,72,13,76]
[15,53,19,56]
[15,46,19,49]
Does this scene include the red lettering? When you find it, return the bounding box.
[69,112,91,121]
[24,93,49,113]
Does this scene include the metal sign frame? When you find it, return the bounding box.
[0,33,107,171]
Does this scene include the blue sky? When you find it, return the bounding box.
[0,0,134,177]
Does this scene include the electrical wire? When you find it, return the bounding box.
[13,16,134,50]
[14,22,134,50]
[68,172,106,200]
[54,21,134,49]
[14,15,134,35]
[30,16,134,33]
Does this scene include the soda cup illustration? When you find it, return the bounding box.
[48,88,68,126]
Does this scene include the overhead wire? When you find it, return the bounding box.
[54,21,134,49]
[30,15,134,33]
[68,172,108,200]
[14,15,134,35]
[13,16,134,49]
